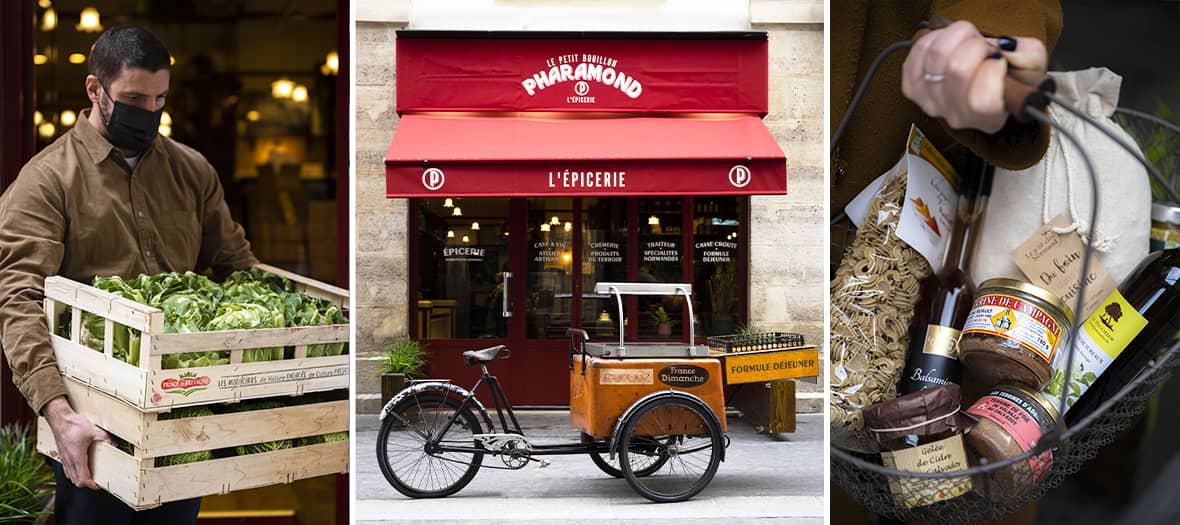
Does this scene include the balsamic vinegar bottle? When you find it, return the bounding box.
[1064,248,1180,425]
[898,160,993,395]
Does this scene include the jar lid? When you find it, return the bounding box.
[1152,202,1180,224]
[978,278,1074,324]
[1002,384,1060,423]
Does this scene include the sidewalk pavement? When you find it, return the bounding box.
[354,410,825,524]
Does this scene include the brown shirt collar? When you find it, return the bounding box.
[73,108,164,166]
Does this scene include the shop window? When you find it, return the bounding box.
[637,198,684,340]
[692,197,742,336]
[582,198,629,339]
[527,198,574,339]
[416,198,509,339]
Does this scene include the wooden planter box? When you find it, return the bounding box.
[37,377,348,510]
[42,264,349,411]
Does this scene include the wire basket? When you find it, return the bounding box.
[830,338,1180,523]
[1113,108,1180,199]
[828,126,1180,521]
[706,332,805,353]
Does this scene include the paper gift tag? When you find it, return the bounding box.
[1011,215,1117,320]
[896,125,961,274]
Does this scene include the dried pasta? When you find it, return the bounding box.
[829,171,933,451]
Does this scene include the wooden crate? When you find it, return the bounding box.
[731,380,796,433]
[42,264,349,411]
[569,356,727,438]
[37,376,348,510]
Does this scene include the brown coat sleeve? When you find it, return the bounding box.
[0,163,69,413]
[930,0,1064,170]
[195,159,259,280]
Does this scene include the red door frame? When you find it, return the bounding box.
[333,0,349,522]
[1,0,37,426]
[407,196,749,407]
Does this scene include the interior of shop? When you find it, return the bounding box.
[32,0,340,284]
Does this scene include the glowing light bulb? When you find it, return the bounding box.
[550,216,560,225]
[77,7,102,32]
[41,8,57,31]
[271,79,294,99]
[447,230,455,238]
[452,207,462,217]
[471,221,480,231]
[648,215,660,225]
[540,223,551,232]
[443,198,454,208]
[60,110,76,127]
[292,85,308,103]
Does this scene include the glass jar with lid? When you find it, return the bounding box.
[959,278,1074,390]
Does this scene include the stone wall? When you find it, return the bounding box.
[749,23,825,350]
[354,21,409,411]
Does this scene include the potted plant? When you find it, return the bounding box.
[651,306,676,338]
[378,339,429,406]
[0,423,54,525]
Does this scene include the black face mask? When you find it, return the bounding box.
[98,85,163,152]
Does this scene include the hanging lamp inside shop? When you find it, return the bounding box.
[471,221,480,231]
[41,8,57,31]
[648,215,660,226]
[540,223,551,232]
[272,78,294,99]
[452,207,462,217]
[77,7,102,32]
[443,198,454,208]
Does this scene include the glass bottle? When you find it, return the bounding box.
[1064,248,1180,425]
[898,160,992,395]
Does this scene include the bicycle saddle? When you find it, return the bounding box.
[462,345,510,366]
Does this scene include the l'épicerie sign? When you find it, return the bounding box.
[444,246,486,262]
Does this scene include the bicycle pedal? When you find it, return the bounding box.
[536,458,551,468]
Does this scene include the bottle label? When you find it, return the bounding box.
[900,325,962,393]
[963,294,1062,363]
[881,434,972,508]
[1040,289,1148,413]
[966,389,1053,484]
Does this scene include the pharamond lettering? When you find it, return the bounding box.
[521,63,643,99]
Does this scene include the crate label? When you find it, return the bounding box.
[724,348,818,384]
[600,368,653,385]
[658,365,709,388]
[215,365,350,390]
[160,372,212,396]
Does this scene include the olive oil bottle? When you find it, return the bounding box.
[1065,248,1180,425]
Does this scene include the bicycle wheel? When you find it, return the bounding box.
[376,392,484,498]
[583,433,670,478]
[618,396,723,503]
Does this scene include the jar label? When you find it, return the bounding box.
[881,434,972,508]
[967,390,1053,483]
[1040,288,1148,413]
[963,294,1061,363]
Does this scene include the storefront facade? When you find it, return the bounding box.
[355,1,825,411]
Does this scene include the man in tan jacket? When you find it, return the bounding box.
[0,26,256,524]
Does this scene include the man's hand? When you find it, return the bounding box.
[43,396,112,490]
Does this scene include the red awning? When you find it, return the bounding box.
[385,115,787,197]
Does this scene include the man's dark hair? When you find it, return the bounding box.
[88,26,171,85]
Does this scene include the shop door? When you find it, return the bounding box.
[414,198,517,402]
[414,198,572,405]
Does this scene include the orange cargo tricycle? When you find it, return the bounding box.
[375,282,728,503]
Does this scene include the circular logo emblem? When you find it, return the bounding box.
[422,168,445,191]
[574,81,590,96]
[728,165,751,188]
